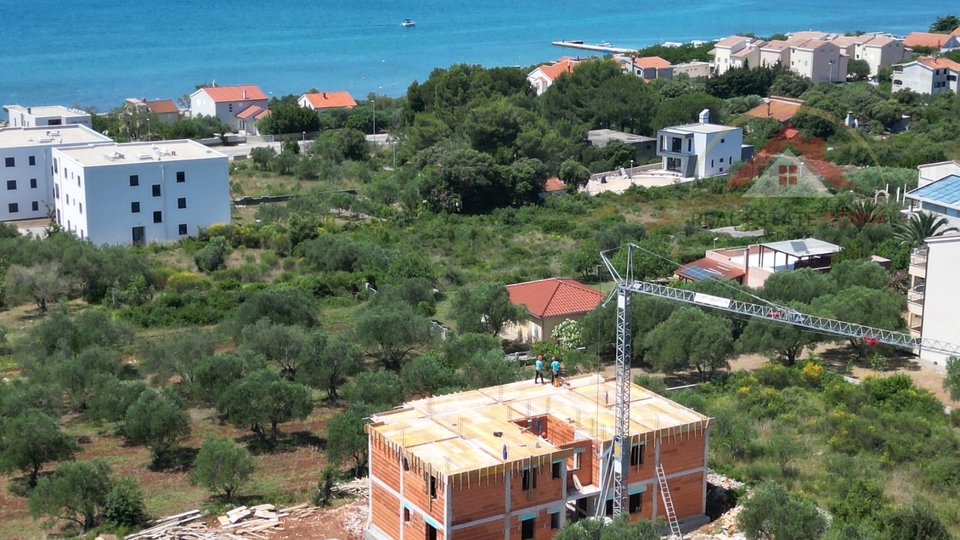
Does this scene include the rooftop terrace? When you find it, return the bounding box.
[54,139,227,166]
[0,125,110,148]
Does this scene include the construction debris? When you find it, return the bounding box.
[123,504,327,539]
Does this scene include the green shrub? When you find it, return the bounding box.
[102,476,147,527]
[633,373,667,395]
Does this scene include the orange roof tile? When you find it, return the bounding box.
[302,91,357,110]
[744,97,804,122]
[952,27,960,37]
[716,36,751,48]
[543,177,565,192]
[537,59,579,81]
[198,85,267,103]
[143,100,178,114]
[506,278,603,318]
[235,104,263,119]
[904,32,955,48]
[916,56,960,71]
[254,109,271,120]
[761,40,791,50]
[633,56,671,69]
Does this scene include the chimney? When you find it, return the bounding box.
[699,108,710,124]
[27,107,31,114]
[242,89,248,99]
[323,92,327,98]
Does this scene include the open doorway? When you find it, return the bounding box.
[521,517,535,540]
[425,523,437,540]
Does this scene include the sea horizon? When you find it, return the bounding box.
[0,0,957,115]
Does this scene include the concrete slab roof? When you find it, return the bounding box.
[54,139,226,166]
[0,124,110,148]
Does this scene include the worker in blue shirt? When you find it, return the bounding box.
[534,354,546,384]
[550,356,561,386]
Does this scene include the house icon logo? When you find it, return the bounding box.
[743,149,833,198]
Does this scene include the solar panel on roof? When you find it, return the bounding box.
[681,266,718,280]
[911,175,960,205]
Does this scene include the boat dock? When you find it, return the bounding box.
[552,40,636,54]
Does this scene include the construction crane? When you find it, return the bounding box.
[596,243,960,528]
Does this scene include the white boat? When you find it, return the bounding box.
[401,19,415,27]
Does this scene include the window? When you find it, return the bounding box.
[521,518,535,540]
[131,202,140,213]
[153,211,162,223]
[570,451,582,471]
[54,158,58,173]
[28,155,36,166]
[129,174,139,186]
[551,512,561,530]
[30,178,37,188]
[429,475,437,499]
[152,184,161,197]
[630,443,645,466]
[720,158,724,163]
[6,180,15,190]
[403,508,411,522]
[178,224,187,235]
[402,457,410,471]
[31,201,38,212]
[720,138,725,143]
[77,177,80,187]
[132,226,145,246]
[228,103,234,113]
[8,203,17,213]
[629,493,642,513]
[711,159,715,167]
[522,467,538,491]
[605,499,613,517]
[79,203,83,214]
[177,197,186,209]
[551,461,562,480]
[176,171,185,183]
[4,157,14,167]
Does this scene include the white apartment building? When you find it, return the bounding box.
[656,110,744,179]
[907,234,960,366]
[0,125,111,221]
[189,85,269,134]
[830,34,904,77]
[759,41,791,68]
[3,105,93,129]
[51,140,229,245]
[892,57,960,95]
[789,39,847,82]
[711,36,761,75]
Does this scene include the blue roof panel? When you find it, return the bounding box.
[910,175,960,205]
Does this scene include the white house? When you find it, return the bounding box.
[526,58,579,96]
[298,91,357,112]
[3,105,93,129]
[892,57,960,95]
[907,233,960,366]
[656,110,745,179]
[51,140,230,245]
[710,36,761,75]
[789,39,847,82]
[188,85,269,134]
[0,124,111,221]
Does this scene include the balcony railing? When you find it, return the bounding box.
[907,289,924,305]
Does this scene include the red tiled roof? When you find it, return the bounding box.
[716,36,751,48]
[144,100,178,114]
[543,177,565,192]
[744,97,804,122]
[198,85,267,103]
[254,108,271,120]
[302,91,357,110]
[952,27,960,37]
[634,56,671,69]
[507,278,603,318]
[235,105,263,119]
[537,59,579,81]
[904,32,953,48]
[917,56,960,71]
[676,257,745,282]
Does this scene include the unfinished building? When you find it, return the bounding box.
[365,374,711,540]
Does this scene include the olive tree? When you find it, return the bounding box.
[191,436,254,500]
[124,389,191,469]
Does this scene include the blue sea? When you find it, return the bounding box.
[0,0,956,112]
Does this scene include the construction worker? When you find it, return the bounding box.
[534,354,546,384]
[550,356,561,386]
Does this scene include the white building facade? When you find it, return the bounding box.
[656,111,744,179]
[892,57,960,95]
[0,125,111,221]
[908,234,960,366]
[189,85,269,133]
[52,140,230,245]
[3,105,93,129]
[789,40,847,82]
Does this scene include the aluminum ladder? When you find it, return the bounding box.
[656,463,683,539]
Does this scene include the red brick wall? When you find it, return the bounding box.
[544,415,576,446]
[450,476,506,525]
[371,482,400,539]
[401,463,446,527]
[651,471,705,521]
[454,520,503,540]
[510,463,563,511]
[563,440,594,490]
[659,431,707,475]
[507,509,562,540]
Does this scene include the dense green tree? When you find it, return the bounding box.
[761,267,836,304]
[29,459,113,532]
[240,319,307,379]
[192,351,266,406]
[341,370,404,408]
[463,97,531,156]
[250,146,276,168]
[140,329,215,386]
[0,379,61,418]
[738,313,819,366]
[469,348,523,388]
[6,262,72,312]
[336,128,370,161]
[102,476,147,528]
[829,259,888,290]
[738,481,827,540]
[452,282,526,335]
[652,92,723,130]
[645,307,734,381]
[559,159,591,189]
[944,357,960,402]
[0,410,76,487]
[85,375,148,422]
[811,286,905,357]
[412,143,508,213]
[929,14,960,33]
[299,332,362,401]
[505,157,549,205]
[217,369,314,445]
[895,212,951,247]
[124,389,191,468]
[194,236,232,272]
[401,353,463,396]
[326,403,374,476]
[847,59,871,81]
[235,287,319,329]
[54,346,126,411]
[555,513,661,540]
[706,66,785,99]
[191,436,255,500]
[885,501,951,540]
[256,97,321,135]
[354,301,435,369]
